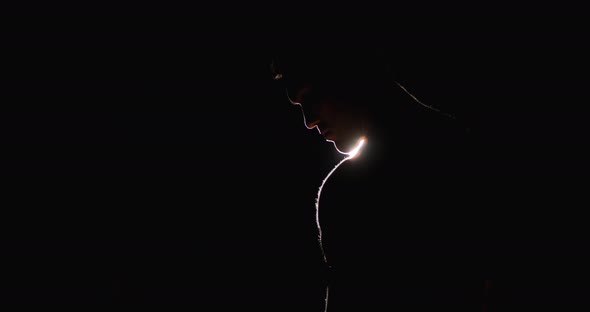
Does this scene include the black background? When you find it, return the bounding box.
[2,3,590,308]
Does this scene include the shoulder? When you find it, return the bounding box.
[404,100,470,145]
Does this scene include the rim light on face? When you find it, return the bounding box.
[345,137,366,159]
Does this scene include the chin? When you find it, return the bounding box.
[332,139,359,155]
[326,139,346,155]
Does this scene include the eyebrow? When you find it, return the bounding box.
[270,58,280,74]
[270,58,285,82]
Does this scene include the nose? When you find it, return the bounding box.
[285,88,320,130]
[300,105,320,130]
[285,84,309,106]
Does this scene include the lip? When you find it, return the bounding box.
[320,128,336,140]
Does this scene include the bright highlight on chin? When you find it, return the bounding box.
[345,137,366,159]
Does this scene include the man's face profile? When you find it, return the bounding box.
[272,54,370,155]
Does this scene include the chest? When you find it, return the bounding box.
[317,161,481,277]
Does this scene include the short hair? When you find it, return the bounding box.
[269,31,395,86]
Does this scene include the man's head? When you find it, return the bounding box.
[271,35,393,154]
